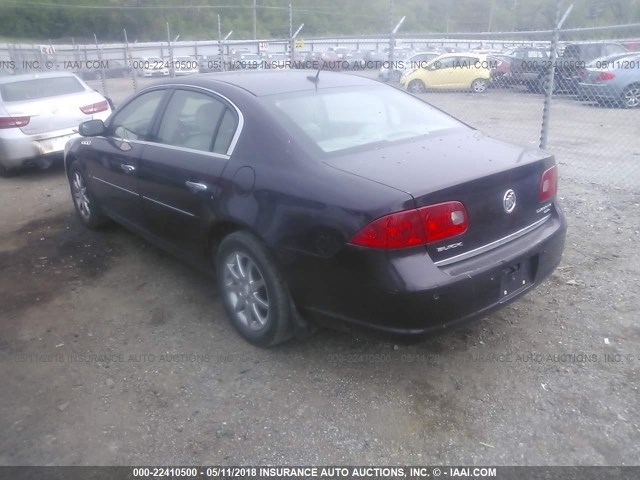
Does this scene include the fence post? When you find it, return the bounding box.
[94,34,108,98]
[218,15,225,72]
[539,2,573,149]
[124,28,138,94]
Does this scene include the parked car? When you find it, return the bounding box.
[264,54,289,70]
[198,55,223,73]
[378,49,412,81]
[503,47,550,89]
[380,51,439,82]
[0,72,111,176]
[488,55,512,87]
[318,50,342,70]
[364,50,386,68]
[231,53,262,70]
[343,50,366,70]
[65,71,566,346]
[541,42,628,93]
[78,60,133,80]
[578,53,640,108]
[137,56,170,77]
[400,53,493,93]
[171,56,199,76]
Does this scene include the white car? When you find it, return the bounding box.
[0,72,112,175]
[172,56,199,76]
[139,56,170,77]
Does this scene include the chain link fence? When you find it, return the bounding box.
[1,26,638,190]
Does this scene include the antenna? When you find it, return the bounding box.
[306,68,321,91]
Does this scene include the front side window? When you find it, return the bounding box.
[110,89,166,141]
[266,85,463,154]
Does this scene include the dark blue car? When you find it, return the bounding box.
[65,71,566,346]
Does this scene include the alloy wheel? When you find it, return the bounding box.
[472,79,488,93]
[222,251,270,331]
[72,171,91,220]
[623,87,640,108]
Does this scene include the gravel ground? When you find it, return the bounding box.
[0,75,638,466]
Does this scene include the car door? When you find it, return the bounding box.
[423,56,456,88]
[453,56,481,88]
[85,88,168,224]
[137,87,239,256]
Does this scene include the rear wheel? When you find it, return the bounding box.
[620,85,640,109]
[408,79,426,94]
[471,78,488,93]
[216,231,293,347]
[68,162,109,229]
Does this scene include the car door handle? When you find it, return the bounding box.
[185,181,208,193]
[120,163,136,173]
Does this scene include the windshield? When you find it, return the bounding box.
[264,85,464,154]
[0,76,85,101]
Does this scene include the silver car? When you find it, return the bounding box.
[578,53,640,108]
[0,72,111,175]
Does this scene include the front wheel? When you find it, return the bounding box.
[408,79,426,94]
[471,78,488,93]
[216,231,293,347]
[620,85,640,109]
[68,162,109,229]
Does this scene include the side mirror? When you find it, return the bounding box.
[79,119,105,137]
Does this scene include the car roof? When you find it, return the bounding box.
[0,71,80,85]
[152,70,381,96]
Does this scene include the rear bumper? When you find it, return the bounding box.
[286,205,567,336]
[0,110,110,169]
[578,82,622,101]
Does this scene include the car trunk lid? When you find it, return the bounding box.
[325,130,556,264]
[0,76,105,135]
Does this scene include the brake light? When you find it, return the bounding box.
[80,100,109,114]
[349,201,468,249]
[539,165,558,202]
[595,71,615,81]
[0,116,30,129]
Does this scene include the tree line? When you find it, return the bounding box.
[0,0,638,42]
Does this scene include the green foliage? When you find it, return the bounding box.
[0,0,638,41]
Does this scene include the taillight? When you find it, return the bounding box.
[595,71,615,81]
[0,116,30,129]
[349,201,468,249]
[539,165,558,202]
[80,100,109,114]
[422,201,469,243]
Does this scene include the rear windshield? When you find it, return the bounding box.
[264,85,464,154]
[0,76,85,102]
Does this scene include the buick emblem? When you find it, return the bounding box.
[503,189,516,213]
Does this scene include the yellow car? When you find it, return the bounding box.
[400,53,492,93]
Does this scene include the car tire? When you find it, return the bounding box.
[408,79,426,94]
[620,85,640,109]
[216,231,293,347]
[538,74,556,95]
[471,78,488,93]
[68,162,110,229]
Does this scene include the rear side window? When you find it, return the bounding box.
[0,76,85,102]
[156,89,237,154]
